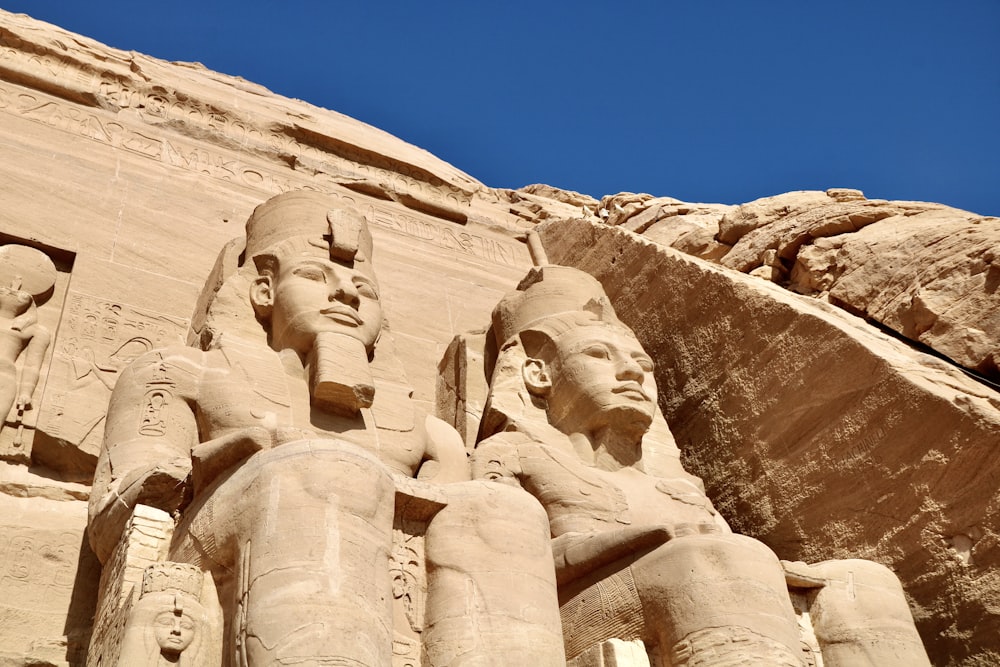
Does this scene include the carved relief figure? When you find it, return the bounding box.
[0,244,54,439]
[89,192,564,666]
[473,264,930,666]
[118,563,211,666]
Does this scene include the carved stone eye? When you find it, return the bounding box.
[354,280,378,300]
[293,266,326,282]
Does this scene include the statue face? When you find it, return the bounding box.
[543,325,657,435]
[0,286,31,314]
[266,255,383,354]
[153,608,196,656]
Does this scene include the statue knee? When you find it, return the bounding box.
[632,534,800,657]
[641,533,785,583]
[429,481,550,561]
[804,559,930,665]
[424,481,564,667]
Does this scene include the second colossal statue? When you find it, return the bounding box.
[472,263,931,666]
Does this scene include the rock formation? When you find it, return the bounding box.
[0,7,996,666]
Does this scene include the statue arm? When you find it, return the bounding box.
[552,525,675,586]
[88,350,200,563]
[420,414,472,483]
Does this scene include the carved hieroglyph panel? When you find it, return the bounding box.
[35,292,188,475]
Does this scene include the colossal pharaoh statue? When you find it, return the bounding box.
[89,192,564,666]
[472,262,931,666]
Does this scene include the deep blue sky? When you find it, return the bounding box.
[4,1,999,214]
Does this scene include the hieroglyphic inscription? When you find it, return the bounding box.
[391,516,427,667]
[327,191,521,266]
[0,26,95,92]
[391,526,424,633]
[0,81,478,225]
[560,567,645,655]
[0,528,80,647]
[0,26,474,205]
[37,292,187,458]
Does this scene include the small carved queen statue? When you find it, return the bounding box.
[118,563,211,667]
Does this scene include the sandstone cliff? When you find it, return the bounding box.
[0,8,996,666]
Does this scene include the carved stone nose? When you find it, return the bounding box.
[617,355,644,381]
[329,282,360,309]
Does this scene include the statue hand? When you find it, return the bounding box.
[781,560,828,589]
[120,459,192,514]
[16,395,30,411]
[271,426,319,446]
[554,525,677,585]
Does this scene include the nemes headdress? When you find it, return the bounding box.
[483,258,690,480]
[490,265,623,351]
[243,190,375,278]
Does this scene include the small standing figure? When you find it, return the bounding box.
[0,244,55,440]
[118,562,211,666]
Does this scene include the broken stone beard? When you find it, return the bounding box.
[307,331,375,416]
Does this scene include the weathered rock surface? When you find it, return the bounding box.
[539,217,1000,665]
[0,464,96,665]
[596,189,1000,385]
[0,7,995,666]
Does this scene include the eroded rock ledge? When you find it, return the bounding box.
[522,186,999,386]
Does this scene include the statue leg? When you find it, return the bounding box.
[805,559,930,666]
[423,481,565,666]
[0,362,16,426]
[173,441,396,667]
[629,533,803,666]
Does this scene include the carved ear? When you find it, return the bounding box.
[250,275,274,318]
[523,358,552,397]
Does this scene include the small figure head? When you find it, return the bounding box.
[0,244,57,310]
[152,593,199,657]
[0,286,32,316]
[119,562,209,663]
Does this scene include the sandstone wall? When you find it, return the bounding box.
[0,10,538,662]
[583,189,1000,387]
[0,8,994,666]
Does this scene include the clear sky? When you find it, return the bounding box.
[4,1,998,215]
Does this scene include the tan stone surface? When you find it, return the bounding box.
[538,217,1000,665]
[596,188,1000,385]
[0,10,551,665]
[84,192,564,665]
[0,463,96,666]
[0,6,991,665]
[0,8,535,485]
